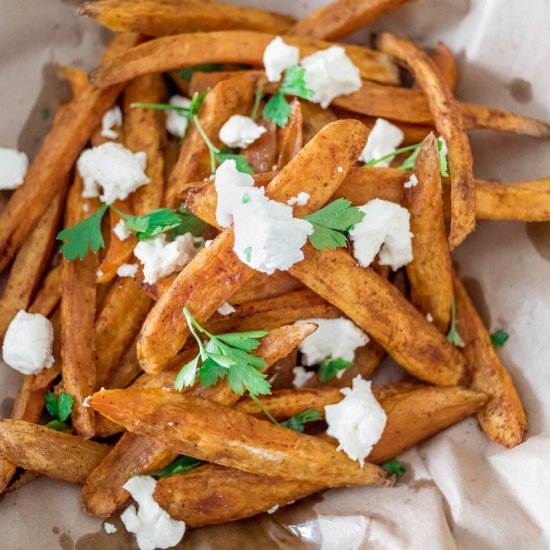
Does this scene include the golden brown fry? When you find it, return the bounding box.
[431,42,458,91]
[79,0,294,36]
[229,271,303,305]
[107,335,141,390]
[276,99,303,169]
[31,308,62,391]
[243,117,277,174]
[138,120,369,373]
[28,265,62,317]
[404,134,453,332]
[453,274,527,447]
[89,31,399,88]
[302,101,339,143]
[55,65,89,96]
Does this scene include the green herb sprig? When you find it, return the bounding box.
[491,329,509,348]
[319,358,353,383]
[280,408,322,432]
[447,297,465,347]
[44,391,73,431]
[381,458,406,477]
[179,63,223,83]
[145,455,201,478]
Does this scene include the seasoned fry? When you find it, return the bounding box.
[243,117,277,173]
[229,271,303,305]
[55,65,89,96]
[107,335,141,390]
[378,33,475,248]
[28,265,62,317]
[89,31,400,88]
[404,134,453,332]
[276,99,303,168]
[453,274,527,447]
[431,42,458,91]
[79,0,294,36]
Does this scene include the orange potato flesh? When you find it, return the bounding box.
[276,99,304,169]
[431,42,458,91]
[55,65,89,96]
[228,271,304,306]
[243,116,278,174]
[28,265,62,317]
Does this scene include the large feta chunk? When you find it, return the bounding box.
[2,310,54,375]
[77,142,149,204]
[358,118,404,166]
[263,36,300,82]
[219,115,266,149]
[325,376,387,466]
[349,199,413,270]
[100,106,122,139]
[165,95,191,138]
[0,147,29,190]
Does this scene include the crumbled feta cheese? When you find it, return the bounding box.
[325,376,387,466]
[96,269,104,279]
[167,421,174,426]
[113,219,131,241]
[297,318,368,366]
[77,142,150,204]
[217,302,236,316]
[292,366,314,389]
[404,174,418,188]
[267,505,279,514]
[121,476,186,550]
[438,136,448,157]
[2,311,54,375]
[204,239,213,248]
[82,203,90,213]
[0,147,28,190]
[219,115,267,149]
[117,263,139,278]
[358,118,404,166]
[82,396,92,408]
[287,192,310,206]
[337,166,343,173]
[263,36,299,82]
[165,95,191,138]
[349,199,413,271]
[103,522,117,534]
[100,106,122,140]
[426,313,434,323]
[134,233,196,284]
[300,46,362,108]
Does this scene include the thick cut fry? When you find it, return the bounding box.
[79,0,294,36]
[228,271,303,305]
[28,265,62,317]
[0,33,139,274]
[90,31,399,88]
[288,0,410,40]
[55,65,89,96]
[243,117,277,174]
[431,42,458,91]
[107,335,141,390]
[453,275,527,447]
[90,388,394,488]
[404,134,453,332]
[276,99,303,169]
[138,119,369,373]
[378,33,475,248]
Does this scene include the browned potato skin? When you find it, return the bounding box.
[243,116,277,174]
[431,42,458,91]
[229,271,304,305]
[405,134,453,333]
[79,0,294,36]
[277,99,304,169]
[55,65,89,96]
[0,421,110,485]
[106,335,141,390]
[453,275,527,447]
[28,265,62,317]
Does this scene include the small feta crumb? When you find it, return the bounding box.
[103,522,117,534]
[300,46,362,108]
[263,36,299,82]
[96,269,104,279]
[337,166,343,173]
[0,147,29,190]
[165,95,192,138]
[2,311,54,375]
[121,476,186,550]
[359,118,404,166]
[297,318,368,366]
[82,203,90,213]
[292,366,314,389]
[404,174,418,189]
[82,396,92,408]
[77,142,150,204]
[113,219,131,241]
[219,115,267,149]
[217,302,236,316]
[287,192,310,207]
[100,106,122,140]
[426,313,434,323]
[267,505,279,514]
[349,199,413,271]
[167,422,174,426]
[117,263,139,278]
[325,376,387,466]
[438,136,448,157]
[134,233,197,284]
[204,239,213,248]
[162,387,172,392]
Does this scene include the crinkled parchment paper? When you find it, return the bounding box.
[0,0,549,548]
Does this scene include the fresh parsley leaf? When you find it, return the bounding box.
[214,150,253,174]
[216,331,268,352]
[319,358,352,383]
[264,93,292,128]
[57,204,109,261]
[436,137,449,177]
[173,205,208,237]
[307,225,348,251]
[279,65,314,100]
[146,455,202,478]
[447,297,465,347]
[491,329,509,348]
[179,63,223,83]
[46,420,69,431]
[280,408,322,432]
[381,458,406,477]
[399,144,421,170]
[44,391,74,430]
[227,360,271,397]
[118,208,182,240]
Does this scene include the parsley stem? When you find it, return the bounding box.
[249,394,280,426]
[182,307,208,359]
[365,143,421,167]
[130,102,190,114]
[251,81,265,121]
[192,114,219,173]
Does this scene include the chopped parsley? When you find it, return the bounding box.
[244,246,252,262]
[381,458,406,477]
[251,80,265,121]
[112,207,182,240]
[179,63,223,83]
[280,408,322,432]
[145,455,201,478]
[44,391,73,431]
[319,358,352,383]
[447,297,465,347]
[491,329,509,348]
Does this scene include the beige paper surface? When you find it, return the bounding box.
[0,0,549,548]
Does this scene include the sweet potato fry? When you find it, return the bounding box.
[229,271,303,305]
[55,65,89,96]
[288,0,410,40]
[107,335,141,390]
[378,33,475,248]
[138,120,368,373]
[89,31,399,88]
[0,33,139,274]
[453,274,527,447]
[28,265,62,317]
[79,0,294,36]
[243,117,277,174]
[404,134,453,332]
[276,99,303,169]
[431,42,458,91]
[302,101,339,143]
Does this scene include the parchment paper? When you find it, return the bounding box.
[1,0,549,548]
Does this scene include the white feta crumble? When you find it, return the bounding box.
[292,366,314,389]
[337,166,343,173]
[121,476,186,550]
[349,199,413,271]
[0,147,29,190]
[287,192,310,206]
[217,302,236,316]
[77,142,150,204]
[165,95,192,138]
[438,136,448,157]
[359,118,404,166]
[134,233,196,284]
[82,396,92,408]
[100,106,122,139]
[204,239,213,248]
[117,263,139,278]
[113,219,131,241]
[325,376,387,466]
[404,174,418,189]
[263,36,300,82]
[82,203,90,213]
[300,46,362,108]
[2,311,54,375]
[96,269,104,279]
[267,505,279,514]
[219,115,267,149]
[103,522,117,534]
[297,318,368,366]
[426,313,434,323]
